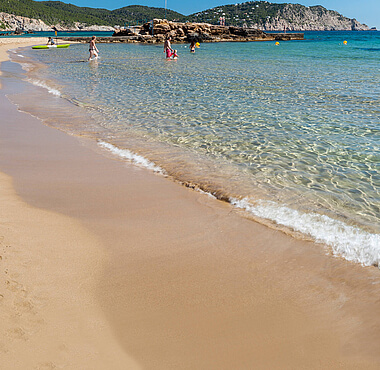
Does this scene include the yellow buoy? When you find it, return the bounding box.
[343,40,348,45]
[275,42,280,46]
[196,42,200,48]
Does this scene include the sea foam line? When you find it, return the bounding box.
[230,198,380,268]
[98,141,164,174]
[27,78,61,97]
[99,140,379,267]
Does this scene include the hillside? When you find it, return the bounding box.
[0,0,369,31]
[188,1,369,30]
[0,0,183,28]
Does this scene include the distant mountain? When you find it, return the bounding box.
[187,2,369,31]
[0,0,369,31]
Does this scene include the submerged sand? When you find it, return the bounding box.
[0,38,380,369]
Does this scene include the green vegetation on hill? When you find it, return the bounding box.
[0,0,104,25]
[0,0,290,27]
[0,0,358,29]
[187,1,284,26]
[0,0,183,26]
[187,2,351,27]
[104,5,184,25]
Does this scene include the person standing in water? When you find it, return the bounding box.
[164,36,173,59]
[88,36,99,61]
[190,40,196,53]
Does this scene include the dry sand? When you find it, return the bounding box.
[1,38,380,369]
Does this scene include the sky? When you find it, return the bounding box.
[38,0,380,29]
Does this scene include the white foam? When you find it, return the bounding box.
[230,198,380,267]
[27,78,61,96]
[196,188,217,199]
[98,141,164,174]
[20,63,32,72]
[17,54,25,58]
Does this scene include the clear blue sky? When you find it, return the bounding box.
[40,0,380,29]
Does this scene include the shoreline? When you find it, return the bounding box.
[0,38,140,369]
[10,37,378,268]
[1,38,380,368]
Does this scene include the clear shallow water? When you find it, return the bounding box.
[0,31,114,37]
[7,31,380,266]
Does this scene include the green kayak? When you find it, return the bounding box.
[32,44,70,49]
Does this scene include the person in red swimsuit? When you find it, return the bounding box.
[164,36,173,59]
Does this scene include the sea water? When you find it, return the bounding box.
[6,31,380,266]
[0,31,114,37]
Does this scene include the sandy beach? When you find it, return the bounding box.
[1,38,380,369]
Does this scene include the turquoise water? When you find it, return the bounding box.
[0,31,114,37]
[9,31,380,266]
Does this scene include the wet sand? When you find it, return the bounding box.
[0,38,44,88]
[0,38,139,369]
[1,38,380,369]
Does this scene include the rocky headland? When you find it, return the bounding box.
[252,4,370,31]
[107,19,303,44]
[191,3,371,31]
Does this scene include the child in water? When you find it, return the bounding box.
[172,50,179,59]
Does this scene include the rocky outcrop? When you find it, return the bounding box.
[112,19,303,43]
[0,12,51,31]
[0,12,115,32]
[52,22,114,32]
[82,25,114,31]
[250,4,369,31]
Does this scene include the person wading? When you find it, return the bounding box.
[164,36,173,59]
[88,36,99,61]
